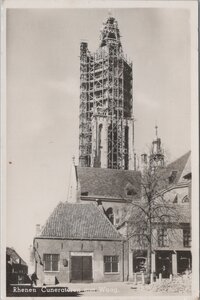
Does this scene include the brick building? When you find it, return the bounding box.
[122,151,192,279]
[6,247,29,285]
[33,202,128,284]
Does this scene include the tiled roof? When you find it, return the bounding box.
[181,153,191,179]
[76,166,141,200]
[158,151,191,190]
[39,202,123,240]
[178,203,191,223]
[6,247,27,266]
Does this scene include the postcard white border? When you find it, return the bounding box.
[1,1,198,300]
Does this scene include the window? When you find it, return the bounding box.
[173,195,178,203]
[127,189,136,196]
[183,229,191,247]
[136,230,148,247]
[182,196,189,203]
[104,256,119,273]
[115,218,120,224]
[158,229,168,247]
[43,254,60,271]
[81,192,88,196]
[105,207,114,224]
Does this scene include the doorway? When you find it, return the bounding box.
[156,251,172,278]
[71,256,93,282]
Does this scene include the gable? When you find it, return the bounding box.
[158,151,191,190]
[39,202,123,241]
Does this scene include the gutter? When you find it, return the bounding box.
[34,236,125,242]
[80,195,133,203]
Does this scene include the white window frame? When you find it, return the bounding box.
[43,254,60,273]
[104,255,119,274]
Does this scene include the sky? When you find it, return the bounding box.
[6,7,192,265]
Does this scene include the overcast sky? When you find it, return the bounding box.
[6,7,192,264]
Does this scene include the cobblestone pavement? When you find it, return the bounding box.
[54,281,192,297]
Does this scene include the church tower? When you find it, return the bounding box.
[149,125,165,169]
[79,16,134,170]
[140,126,165,172]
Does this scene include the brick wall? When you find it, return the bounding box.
[34,238,127,284]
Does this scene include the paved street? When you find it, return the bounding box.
[54,281,191,297]
[7,280,192,298]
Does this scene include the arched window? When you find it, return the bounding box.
[98,124,103,164]
[105,207,114,224]
[182,196,189,203]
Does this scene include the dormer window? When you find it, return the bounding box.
[183,173,192,180]
[173,195,178,203]
[125,183,137,197]
[169,170,177,184]
[182,196,189,203]
[127,189,136,196]
[81,192,88,196]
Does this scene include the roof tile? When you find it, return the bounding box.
[76,167,141,200]
[39,202,123,240]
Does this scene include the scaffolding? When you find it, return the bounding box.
[79,17,133,170]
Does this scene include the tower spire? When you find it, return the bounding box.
[155,124,158,138]
[108,9,112,17]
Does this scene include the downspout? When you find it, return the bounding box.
[33,238,37,276]
[127,229,129,281]
[122,240,124,282]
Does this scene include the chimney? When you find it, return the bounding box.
[96,199,102,206]
[36,224,41,236]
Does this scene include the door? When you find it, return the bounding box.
[156,251,172,278]
[71,256,93,282]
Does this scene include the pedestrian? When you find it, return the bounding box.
[31,272,38,286]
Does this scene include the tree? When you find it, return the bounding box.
[124,164,188,281]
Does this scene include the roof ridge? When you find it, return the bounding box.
[167,150,191,168]
[39,201,63,237]
[39,201,123,240]
[6,247,27,265]
[76,165,140,173]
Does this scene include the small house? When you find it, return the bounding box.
[33,202,128,284]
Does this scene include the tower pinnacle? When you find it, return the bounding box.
[150,126,165,169]
[155,125,158,138]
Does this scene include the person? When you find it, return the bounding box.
[31,272,38,286]
[162,265,169,278]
